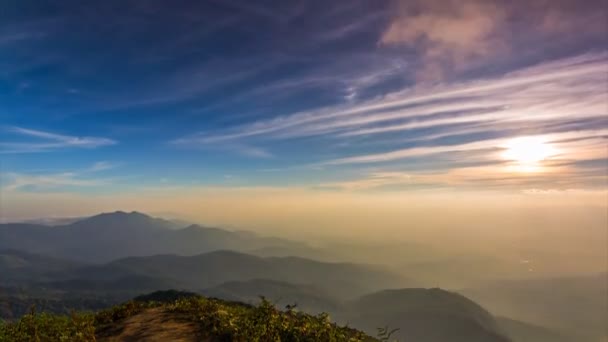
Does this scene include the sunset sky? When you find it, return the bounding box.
[1,0,606,227]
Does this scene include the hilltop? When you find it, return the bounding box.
[0,291,377,342]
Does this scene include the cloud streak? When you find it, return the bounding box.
[1,161,118,192]
[178,53,606,142]
[172,52,607,189]
[0,127,116,153]
[2,172,107,192]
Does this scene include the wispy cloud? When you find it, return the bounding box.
[173,52,607,189]
[0,127,116,153]
[1,161,118,192]
[174,53,606,148]
[2,172,107,192]
[86,161,117,172]
[321,152,607,191]
[170,137,273,159]
[178,53,606,143]
[232,145,274,159]
[324,130,608,166]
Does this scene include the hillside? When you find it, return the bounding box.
[0,249,83,285]
[198,281,513,342]
[0,292,377,342]
[342,288,511,342]
[0,212,315,263]
[202,279,341,314]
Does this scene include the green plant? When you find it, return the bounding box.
[0,295,377,342]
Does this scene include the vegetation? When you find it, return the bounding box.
[0,306,96,342]
[0,292,378,342]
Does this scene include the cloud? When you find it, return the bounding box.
[232,145,274,159]
[381,0,506,81]
[2,172,108,192]
[178,52,606,144]
[319,172,414,191]
[170,137,273,159]
[1,161,119,192]
[378,0,607,81]
[325,129,607,166]
[0,127,116,153]
[321,153,607,191]
[171,52,607,190]
[86,161,116,172]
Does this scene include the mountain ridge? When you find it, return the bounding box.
[0,211,318,263]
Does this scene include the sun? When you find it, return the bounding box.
[502,136,555,171]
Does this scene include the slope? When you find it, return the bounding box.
[343,288,511,342]
[0,292,377,342]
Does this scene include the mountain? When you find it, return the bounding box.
[0,249,83,285]
[341,288,511,342]
[0,249,515,342]
[0,286,117,321]
[0,249,408,310]
[199,279,518,342]
[462,273,608,342]
[0,211,317,263]
[82,250,407,299]
[496,317,574,342]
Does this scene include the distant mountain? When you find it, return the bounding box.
[0,248,408,301]
[247,245,338,261]
[0,248,514,342]
[341,288,511,342]
[0,288,116,321]
[0,211,317,263]
[462,273,608,342]
[0,249,83,284]
[201,279,519,342]
[89,250,407,299]
[46,274,182,294]
[496,317,574,342]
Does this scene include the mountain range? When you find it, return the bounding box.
[0,211,318,263]
[2,211,600,342]
[0,248,511,342]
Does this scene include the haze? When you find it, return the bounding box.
[0,1,606,341]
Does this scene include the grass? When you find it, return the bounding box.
[0,293,378,342]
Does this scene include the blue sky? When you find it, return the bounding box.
[1,0,607,216]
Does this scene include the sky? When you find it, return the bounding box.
[0,0,607,231]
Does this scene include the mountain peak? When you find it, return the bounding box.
[64,211,176,235]
[74,211,157,225]
[102,210,149,218]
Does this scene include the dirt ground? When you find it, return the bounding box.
[96,307,203,342]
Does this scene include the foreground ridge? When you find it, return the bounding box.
[0,291,377,342]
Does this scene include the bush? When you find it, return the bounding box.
[0,295,376,342]
[0,307,95,342]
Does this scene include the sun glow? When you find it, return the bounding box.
[502,136,556,172]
